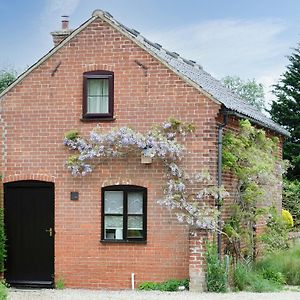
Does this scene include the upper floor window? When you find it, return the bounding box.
[82,70,114,120]
[101,185,147,242]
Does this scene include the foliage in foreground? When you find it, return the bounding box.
[256,245,300,286]
[142,246,300,293]
[205,241,227,292]
[233,262,283,292]
[204,239,285,293]
[233,245,300,291]
[0,282,7,300]
[138,279,189,291]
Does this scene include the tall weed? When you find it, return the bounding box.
[205,240,227,292]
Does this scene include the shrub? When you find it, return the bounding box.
[162,279,188,291]
[138,279,189,291]
[282,179,300,228]
[260,207,289,253]
[205,240,227,292]
[138,282,159,291]
[282,209,294,227]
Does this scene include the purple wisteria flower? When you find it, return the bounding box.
[63,119,225,231]
[162,122,172,129]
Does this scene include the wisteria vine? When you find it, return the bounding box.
[63,118,228,230]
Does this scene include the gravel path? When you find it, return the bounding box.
[7,289,300,300]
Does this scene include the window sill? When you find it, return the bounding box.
[81,117,116,122]
[100,239,147,244]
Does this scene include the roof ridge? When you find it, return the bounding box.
[93,9,204,71]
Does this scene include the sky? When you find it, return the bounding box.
[0,0,300,102]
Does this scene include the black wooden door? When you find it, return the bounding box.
[4,181,54,288]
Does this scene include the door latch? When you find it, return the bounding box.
[45,227,53,237]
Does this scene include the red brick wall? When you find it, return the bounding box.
[0,18,221,289]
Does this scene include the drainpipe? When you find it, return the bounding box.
[217,109,228,259]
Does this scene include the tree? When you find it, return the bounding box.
[270,45,300,179]
[221,76,265,111]
[0,69,17,93]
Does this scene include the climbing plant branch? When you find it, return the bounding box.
[222,119,288,260]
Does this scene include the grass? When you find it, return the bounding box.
[55,277,65,290]
[255,245,300,286]
[232,262,283,292]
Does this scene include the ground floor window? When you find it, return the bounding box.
[101,185,147,242]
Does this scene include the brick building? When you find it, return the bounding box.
[0,10,288,290]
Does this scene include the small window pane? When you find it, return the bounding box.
[128,216,143,238]
[128,216,143,230]
[128,192,143,214]
[104,191,123,214]
[105,216,123,240]
[127,229,143,238]
[87,79,109,113]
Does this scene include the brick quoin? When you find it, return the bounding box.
[0,13,284,290]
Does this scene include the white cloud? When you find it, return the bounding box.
[46,0,81,15]
[257,64,286,108]
[145,18,291,101]
[42,0,81,32]
[37,0,81,51]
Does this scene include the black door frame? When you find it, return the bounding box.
[4,180,55,288]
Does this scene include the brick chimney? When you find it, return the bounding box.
[51,16,73,47]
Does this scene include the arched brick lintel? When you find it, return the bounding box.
[2,174,56,184]
[101,178,152,190]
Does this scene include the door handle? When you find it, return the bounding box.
[45,227,53,237]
